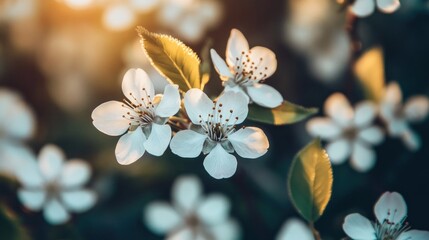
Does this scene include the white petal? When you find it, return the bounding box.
[170,130,206,158]
[386,119,408,136]
[350,142,376,172]
[276,218,314,240]
[398,230,429,240]
[168,227,193,240]
[306,117,342,140]
[43,198,70,225]
[59,160,91,188]
[374,191,407,225]
[350,0,375,17]
[203,144,237,179]
[226,29,249,67]
[401,129,421,151]
[383,82,402,106]
[358,126,385,145]
[61,190,97,213]
[115,127,146,165]
[404,96,429,122]
[343,213,376,240]
[172,175,202,214]
[210,219,241,240]
[210,49,234,80]
[122,68,155,106]
[144,202,182,234]
[184,89,214,124]
[144,124,171,156]
[0,92,35,140]
[155,84,181,118]
[324,93,354,127]
[38,144,65,182]
[224,85,250,103]
[216,91,248,125]
[326,139,352,164]
[228,127,269,159]
[197,194,230,225]
[354,101,377,127]
[377,0,400,13]
[91,101,131,136]
[248,46,277,80]
[18,189,46,211]
[246,84,283,108]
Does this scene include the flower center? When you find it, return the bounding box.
[374,210,410,240]
[121,88,156,130]
[343,127,358,140]
[198,102,239,143]
[231,50,269,86]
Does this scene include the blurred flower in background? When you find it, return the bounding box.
[276,218,314,240]
[349,0,401,18]
[16,144,97,225]
[144,175,240,240]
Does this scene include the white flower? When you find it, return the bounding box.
[350,0,400,17]
[343,191,429,240]
[210,29,283,108]
[0,88,35,175]
[170,89,269,179]
[15,144,97,225]
[276,218,314,240]
[306,93,384,172]
[380,82,429,151]
[144,175,240,240]
[92,68,181,165]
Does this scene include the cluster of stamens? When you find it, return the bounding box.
[198,102,240,142]
[374,209,410,240]
[121,88,155,130]
[232,50,269,86]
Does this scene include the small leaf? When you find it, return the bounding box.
[248,101,318,125]
[288,139,333,223]
[199,39,213,91]
[0,204,31,240]
[137,27,201,92]
[354,47,385,103]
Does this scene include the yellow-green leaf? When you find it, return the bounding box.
[288,139,333,223]
[137,27,201,92]
[354,47,385,103]
[248,101,318,125]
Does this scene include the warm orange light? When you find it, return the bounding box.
[63,0,93,9]
[102,4,135,31]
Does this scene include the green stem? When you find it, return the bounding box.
[309,222,322,240]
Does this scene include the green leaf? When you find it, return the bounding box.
[137,27,201,92]
[354,47,385,103]
[247,101,318,125]
[288,139,333,223]
[0,204,31,240]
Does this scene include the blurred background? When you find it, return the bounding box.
[0,0,429,239]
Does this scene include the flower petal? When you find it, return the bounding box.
[350,0,375,17]
[401,129,421,151]
[386,119,408,136]
[374,191,407,225]
[248,46,277,80]
[404,96,429,122]
[203,144,237,179]
[18,189,46,211]
[398,230,429,240]
[115,127,146,165]
[91,101,131,136]
[228,127,269,159]
[383,82,402,106]
[210,49,234,80]
[306,117,342,140]
[226,29,249,67]
[38,144,65,182]
[324,93,354,127]
[144,202,182,234]
[377,0,400,13]
[167,227,193,240]
[350,142,376,172]
[216,91,248,125]
[59,160,91,188]
[122,68,155,106]
[60,190,97,213]
[343,213,376,240]
[326,139,352,164]
[197,194,230,225]
[276,218,314,240]
[224,85,250,103]
[210,219,241,240]
[155,84,181,118]
[354,101,377,127]
[170,130,206,158]
[43,198,70,225]
[144,124,171,156]
[358,126,385,145]
[172,175,202,214]
[246,84,283,108]
[184,89,214,124]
